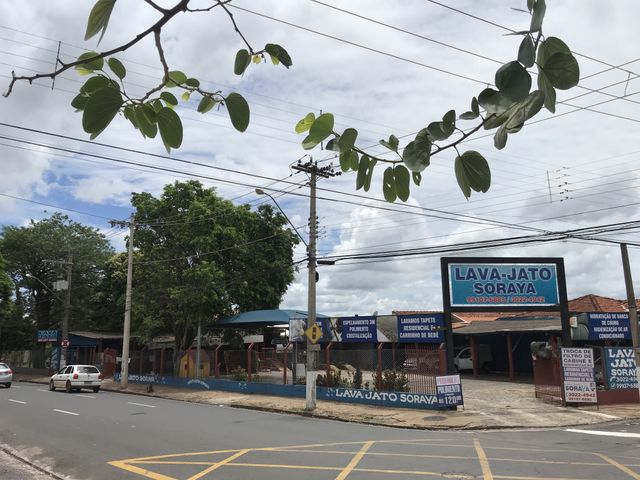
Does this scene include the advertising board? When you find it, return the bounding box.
[604,347,638,390]
[586,313,631,340]
[436,374,463,407]
[561,348,597,403]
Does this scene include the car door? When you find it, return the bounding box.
[56,366,72,387]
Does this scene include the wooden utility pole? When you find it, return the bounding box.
[121,216,135,389]
[620,244,640,392]
[61,252,73,366]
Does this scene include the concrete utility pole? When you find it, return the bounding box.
[292,160,338,410]
[61,252,73,366]
[121,216,134,389]
[620,244,640,393]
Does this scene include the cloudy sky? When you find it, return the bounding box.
[1,0,639,316]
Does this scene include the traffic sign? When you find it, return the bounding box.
[61,339,70,348]
[305,323,322,344]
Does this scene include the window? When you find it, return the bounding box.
[78,366,99,374]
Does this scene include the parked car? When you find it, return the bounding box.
[454,345,493,372]
[49,365,102,393]
[0,362,12,388]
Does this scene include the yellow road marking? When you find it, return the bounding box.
[474,438,493,480]
[187,449,250,480]
[596,453,640,479]
[335,441,374,480]
[107,461,177,480]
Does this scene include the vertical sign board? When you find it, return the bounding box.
[604,347,638,390]
[436,374,463,407]
[561,348,597,403]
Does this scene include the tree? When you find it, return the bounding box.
[0,252,19,354]
[1,213,115,338]
[2,0,578,200]
[130,180,298,372]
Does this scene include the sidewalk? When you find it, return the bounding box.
[17,375,640,430]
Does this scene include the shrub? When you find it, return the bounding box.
[375,369,410,392]
[353,366,363,389]
[231,366,248,381]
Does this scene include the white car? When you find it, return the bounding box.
[0,362,12,388]
[49,365,102,393]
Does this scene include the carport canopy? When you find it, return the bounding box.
[216,309,328,329]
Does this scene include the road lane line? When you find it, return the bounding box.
[53,409,79,416]
[76,394,96,399]
[596,453,640,479]
[474,438,494,480]
[128,401,156,408]
[566,429,640,439]
[8,399,26,404]
[187,449,250,480]
[108,461,177,480]
[335,441,374,480]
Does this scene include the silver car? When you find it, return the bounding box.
[49,365,102,393]
[0,362,12,388]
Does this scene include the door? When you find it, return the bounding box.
[55,366,73,387]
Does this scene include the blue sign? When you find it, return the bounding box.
[340,316,377,342]
[436,375,464,407]
[587,313,631,340]
[604,348,638,390]
[397,314,444,343]
[37,330,58,342]
[448,263,559,307]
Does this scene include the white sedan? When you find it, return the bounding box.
[49,365,102,393]
[0,362,12,388]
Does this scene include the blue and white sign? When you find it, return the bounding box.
[340,316,377,342]
[448,263,560,307]
[37,330,58,342]
[436,374,463,407]
[604,348,638,390]
[397,314,445,343]
[587,313,631,340]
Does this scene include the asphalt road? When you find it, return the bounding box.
[1,382,640,479]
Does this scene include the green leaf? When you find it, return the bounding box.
[494,124,508,149]
[197,96,216,114]
[402,128,431,172]
[234,49,251,75]
[356,155,369,190]
[76,52,104,72]
[81,87,122,134]
[325,138,340,152]
[350,151,359,170]
[308,113,334,143]
[253,55,262,64]
[225,92,250,132]
[152,99,163,112]
[157,107,183,152]
[379,134,399,152]
[295,113,315,133]
[80,75,110,94]
[107,57,126,79]
[134,105,158,139]
[412,172,422,186]
[527,0,536,12]
[123,105,136,128]
[181,91,191,101]
[165,71,187,88]
[477,88,514,116]
[264,43,292,68]
[160,91,178,106]
[301,135,319,150]
[459,111,478,120]
[518,36,535,68]
[537,70,556,113]
[185,78,200,88]
[383,167,397,203]
[454,151,491,198]
[442,109,456,136]
[393,165,410,202]
[495,61,531,102]
[364,158,377,192]
[530,0,546,32]
[542,52,580,90]
[537,37,571,67]
[71,94,88,111]
[84,0,116,43]
[339,150,358,172]
[471,97,479,115]
[338,128,358,153]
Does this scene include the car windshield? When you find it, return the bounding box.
[0,363,8,369]
[77,366,99,374]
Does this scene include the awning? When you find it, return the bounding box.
[453,319,561,335]
[216,309,328,328]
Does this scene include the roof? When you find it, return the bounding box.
[216,309,328,328]
[70,331,126,340]
[453,319,561,335]
[568,294,627,313]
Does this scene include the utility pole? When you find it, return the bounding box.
[292,159,339,410]
[121,216,135,389]
[620,243,640,393]
[61,252,73,367]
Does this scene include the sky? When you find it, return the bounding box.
[1,0,639,317]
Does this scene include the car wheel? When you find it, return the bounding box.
[49,380,56,391]
[93,386,100,393]
[5,383,10,388]
[65,380,72,393]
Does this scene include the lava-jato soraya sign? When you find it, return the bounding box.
[448,263,560,307]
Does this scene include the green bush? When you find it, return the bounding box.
[375,369,410,392]
[353,366,363,389]
[316,369,353,388]
[231,366,248,381]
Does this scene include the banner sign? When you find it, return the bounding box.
[587,313,631,340]
[397,314,445,343]
[561,348,597,403]
[37,330,58,342]
[436,374,463,407]
[604,348,638,390]
[448,263,560,307]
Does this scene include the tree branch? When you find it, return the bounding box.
[217,0,255,54]
[432,116,493,155]
[143,0,168,13]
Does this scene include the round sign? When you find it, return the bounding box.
[61,339,70,348]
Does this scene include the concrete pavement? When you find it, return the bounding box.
[15,374,640,430]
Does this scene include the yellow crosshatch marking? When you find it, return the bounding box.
[108,439,640,480]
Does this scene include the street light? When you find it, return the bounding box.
[255,189,308,247]
[25,273,65,303]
